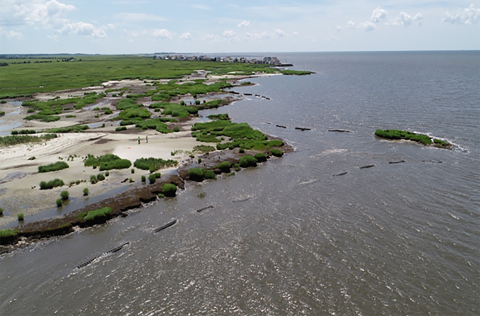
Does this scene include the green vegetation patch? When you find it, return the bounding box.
[191,119,283,151]
[45,125,89,133]
[375,129,435,146]
[24,114,60,122]
[134,118,175,134]
[207,113,230,121]
[280,70,313,75]
[38,161,69,173]
[0,134,57,147]
[0,229,17,238]
[162,183,177,197]
[39,178,65,190]
[193,145,216,153]
[270,149,284,157]
[239,155,258,168]
[80,207,113,221]
[189,167,204,181]
[84,153,131,171]
[117,106,151,120]
[150,102,198,118]
[134,157,177,172]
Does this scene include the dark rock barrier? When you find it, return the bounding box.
[196,206,214,213]
[389,160,406,164]
[154,219,177,233]
[76,242,129,269]
[359,165,375,169]
[333,172,348,176]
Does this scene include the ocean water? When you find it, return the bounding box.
[1,51,479,315]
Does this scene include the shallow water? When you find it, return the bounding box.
[1,51,479,315]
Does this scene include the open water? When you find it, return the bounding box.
[1,51,479,315]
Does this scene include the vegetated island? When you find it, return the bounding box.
[375,129,451,148]
[0,55,311,252]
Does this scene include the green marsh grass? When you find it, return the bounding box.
[38,161,69,173]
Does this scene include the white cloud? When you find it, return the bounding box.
[180,32,192,40]
[443,4,480,25]
[153,28,173,39]
[275,29,285,37]
[371,7,387,23]
[115,13,167,22]
[13,0,75,28]
[59,22,107,38]
[361,21,377,32]
[337,20,356,31]
[237,20,251,28]
[0,29,23,39]
[389,12,422,27]
[245,31,270,41]
[223,30,236,38]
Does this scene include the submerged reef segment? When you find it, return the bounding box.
[375,129,451,148]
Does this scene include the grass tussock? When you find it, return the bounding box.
[374,129,451,147]
[134,157,177,172]
[84,154,131,171]
[38,161,69,173]
[0,134,57,147]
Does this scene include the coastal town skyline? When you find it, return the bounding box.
[1,0,479,54]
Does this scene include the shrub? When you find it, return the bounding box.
[39,178,64,190]
[131,168,135,174]
[239,148,245,153]
[38,161,69,173]
[141,175,146,182]
[60,190,69,200]
[173,127,180,132]
[148,174,157,184]
[97,173,105,181]
[197,192,206,198]
[18,213,24,221]
[83,207,113,221]
[234,163,240,171]
[239,155,257,168]
[162,183,177,197]
[204,170,217,180]
[115,126,127,131]
[189,168,204,181]
[270,149,283,157]
[217,161,231,173]
[83,188,89,196]
[56,198,63,207]
[90,175,97,184]
[105,171,109,177]
[255,153,268,162]
[0,229,17,238]
[134,157,177,172]
[28,156,36,160]
[0,208,3,216]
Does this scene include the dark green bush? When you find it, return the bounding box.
[38,161,69,173]
[83,188,89,196]
[28,156,36,160]
[115,126,127,131]
[189,168,204,181]
[60,190,69,200]
[0,229,16,238]
[18,213,24,221]
[239,155,257,168]
[83,207,113,221]
[254,153,268,162]
[173,126,180,132]
[134,157,177,172]
[56,198,63,207]
[90,175,97,184]
[131,168,135,174]
[270,149,283,157]
[141,175,146,182]
[162,183,177,197]
[0,208,3,216]
[97,173,105,181]
[217,161,231,173]
[204,170,217,180]
[39,178,64,190]
[148,174,157,184]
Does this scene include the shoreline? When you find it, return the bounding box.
[0,74,293,252]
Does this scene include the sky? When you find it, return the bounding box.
[0,0,479,54]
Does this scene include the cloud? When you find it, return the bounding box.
[275,29,285,37]
[337,20,355,31]
[114,13,167,22]
[245,31,270,41]
[361,21,377,32]
[443,4,480,25]
[223,30,236,38]
[153,28,173,39]
[59,22,107,38]
[0,29,23,39]
[389,12,422,27]
[12,0,75,28]
[237,20,251,28]
[180,32,192,40]
[371,7,387,23]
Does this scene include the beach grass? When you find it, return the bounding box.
[0,134,57,147]
[81,207,113,221]
[38,161,69,173]
[134,157,177,172]
[162,183,177,197]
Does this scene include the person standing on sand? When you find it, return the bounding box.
[138,136,140,144]
[146,135,148,143]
